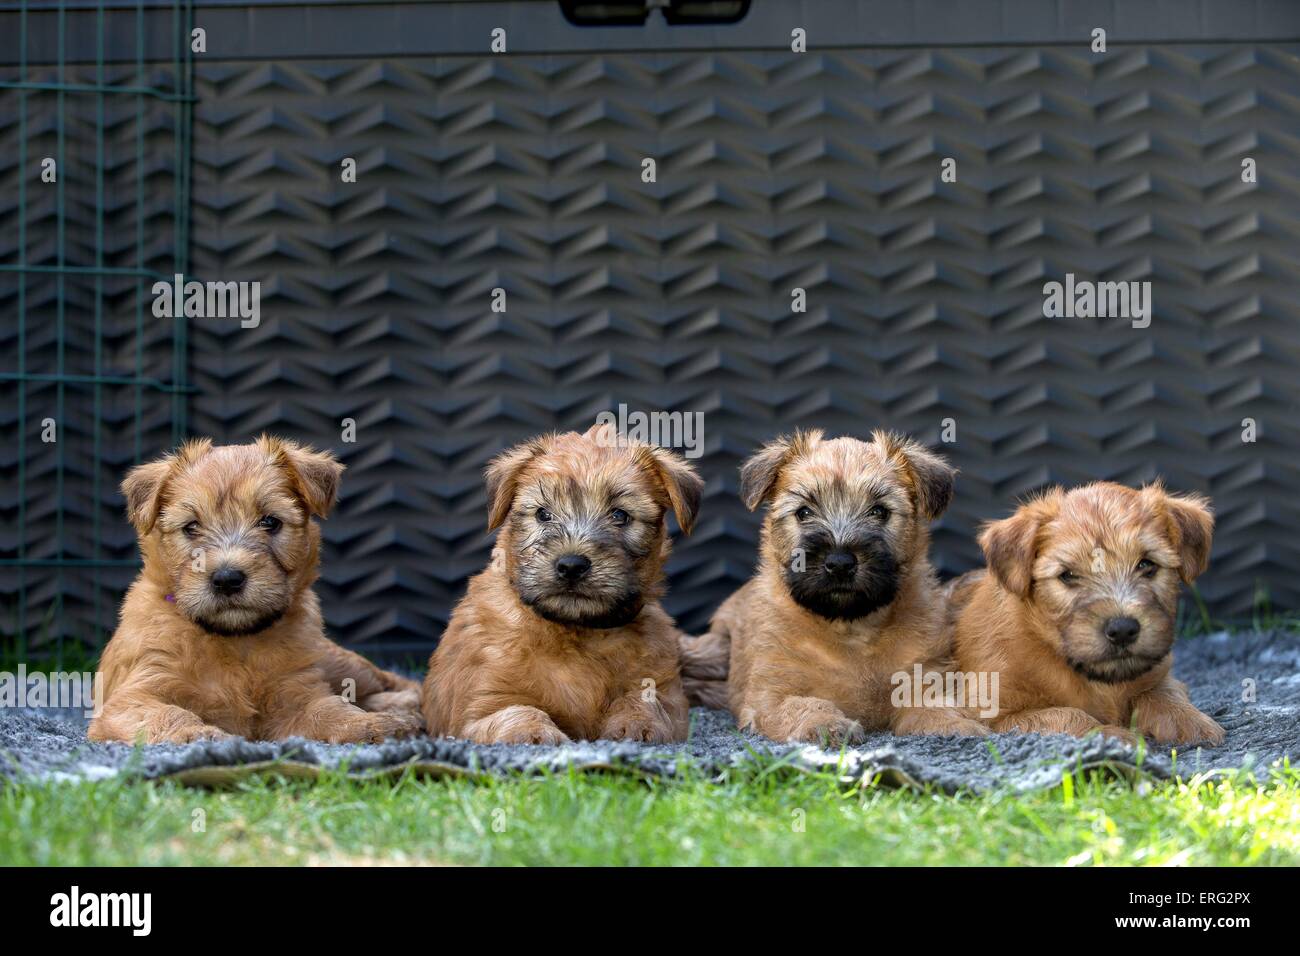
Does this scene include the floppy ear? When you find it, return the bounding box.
[484,435,554,531]
[739,429,821,511]
[979,493,1059,598]
[643,447,705,534]
[874,430,956,521]
[268,437,344,517]
[121,456,175,535]
[1162,490,1214,583]
[121,438,211,534]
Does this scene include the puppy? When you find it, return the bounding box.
[88,437,422,744]
[949,481,1224,745]
[422,423,701,745]
[697,429,988,744]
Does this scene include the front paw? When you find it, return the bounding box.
[336,710,422,744]
[787,711,865,747]
[465,705,572,746]
[1136,704,1225,746]
[167,724,234,744]
[601,713,678,744]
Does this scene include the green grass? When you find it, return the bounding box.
[3,761,1298,866]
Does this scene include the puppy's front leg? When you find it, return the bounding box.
[600,678,689,743]
[992,707,1136,743]
[462,705,571,746]
[891,706,990,737]
[263,682,421,743]
[740,694,865,745]
[89,697,231,744]
[1130,677,1225,746]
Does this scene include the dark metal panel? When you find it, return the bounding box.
[186,40,1300,652]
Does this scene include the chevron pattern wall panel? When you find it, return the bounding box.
[6,1,1300,655]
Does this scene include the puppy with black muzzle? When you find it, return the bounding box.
[949,481,1224,745]
[421,422,702,745]
[687,429,989,744]
[88,437,422,744]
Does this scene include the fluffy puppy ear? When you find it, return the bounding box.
[874,430,956,521]
[1151,486,1214,583]
[979,492,1060,597]
[484,435,555,530]
[739,429,822,511]
[121,438,211,534]
[642,447,705,534]
[121,457,174,534]
[265,436,344,517]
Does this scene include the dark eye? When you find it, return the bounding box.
[259,515,282,534]
[610,508,629,526]
[1137,558,1156,576]
[867,504,890,521]
[182,521,200,538]
[1058,570,1079,585]
[795,506,814,522]
[536,507,553,523]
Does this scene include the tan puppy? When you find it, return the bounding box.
[949,481,1223,745]
[88,437,422,744]
[702,429,988,744]
[422,423,702,745]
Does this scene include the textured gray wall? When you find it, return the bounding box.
[5,1,1300,654]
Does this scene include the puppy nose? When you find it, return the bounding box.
[211,566,247,596]
[824,551,857,577]
[555,554,592,582]
[1104,616,1141,647]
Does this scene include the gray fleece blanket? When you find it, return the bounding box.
[1,630,1295,794]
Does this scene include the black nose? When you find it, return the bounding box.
[1104,616,1141,647]
[555,554,592,582]
[824,551,858,578]
[211,566,247,596]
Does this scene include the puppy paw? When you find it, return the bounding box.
[923,716,993,737]
[465,705,571,746]
[600,714,678,744]
[168,724,234,744]
[1095,724,1142,747]
[787,712,865,747]
[759,696,865,746]
[334,710,423,744]
[1135,705,1225,747]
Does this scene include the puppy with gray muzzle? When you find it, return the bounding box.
[422,422,702,745]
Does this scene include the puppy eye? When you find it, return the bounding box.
[182,521,200,538]
[1058,570,1080,585]
[610,508,629,526]
[1137,558,1157,576]
[867,505,890,521]
[536,507,553,523]
[795,506,814,522]
[258,515,282,534]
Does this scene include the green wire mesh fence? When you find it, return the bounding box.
[1,0,194,659]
